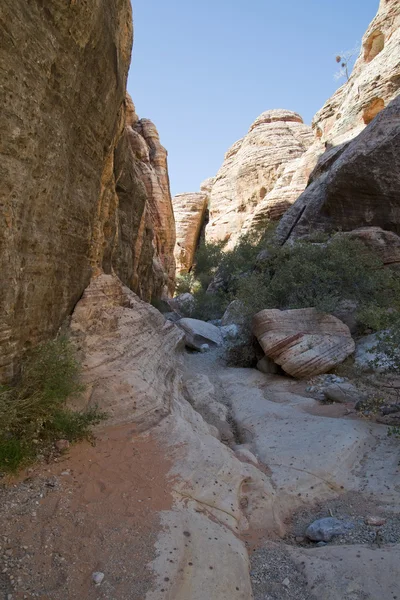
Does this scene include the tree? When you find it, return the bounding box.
[334,44,360,81]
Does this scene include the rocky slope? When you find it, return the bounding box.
[0,2,175,382]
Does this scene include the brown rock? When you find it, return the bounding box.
[173,192,208,274]
[0,0,133,381]
[277,96,400,244]
[252,308,355,379]
[334,227,400,268]
[206,110,313,247]
[55,440,70,452]
[0,6,176,381]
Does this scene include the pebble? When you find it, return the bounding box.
[55,439,70,451]
[316,541,327,547]
[92,571,105,585]
[306,517,354,542]
[365,516,386,526]
[282,577,290,587]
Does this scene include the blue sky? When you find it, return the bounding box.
[127,0,378,196]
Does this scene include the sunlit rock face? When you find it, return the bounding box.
[205,110,314,248]
[0,3,175,382]
[173,192,208,275]
[312,0,400,146]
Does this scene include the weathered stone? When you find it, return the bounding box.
[305,518,354,542]
[323,382,363,404]
[221,301,245,327]
[168,293,195,315]
[355,332,395,373]
[70,274,184,429]
[335,227,400,268]
[256,356,279,375]
[206,110,314,248]
[253,308,355,379]
[177,318,223,351]
[0,0,133,381]
[277,96,400,244]
[0,4,176,382]
[173,192,208,274]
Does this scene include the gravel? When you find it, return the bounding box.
[285,492,400,547]
[250,541,314,600]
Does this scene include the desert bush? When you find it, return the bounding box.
[235,237,400,329]
[0,337,104,472]
[175,273,197,295]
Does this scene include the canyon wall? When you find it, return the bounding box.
[0,1,175,381]
[173,0,399,267]
[173,192,208,275]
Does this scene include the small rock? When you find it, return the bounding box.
[200,344,210,353]
[55,439,70,451]
[92,571,105,585]
[295,536,305,543]
[365,516,387,526]
[305,517,354,542]
[316,541,327,547]
[282,577,290,588]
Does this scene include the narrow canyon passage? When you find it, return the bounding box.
[2,343,399,600]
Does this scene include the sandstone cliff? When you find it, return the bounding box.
[174,0,400,258]
[173,192,209,275]
[0,2,175,381]
[205,110,314,248]
[276,95,400,243]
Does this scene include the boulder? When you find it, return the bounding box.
[177,318,223,351]
[221,300,245,327]
[355,332,395,372]
[323,382,364,404]
[168,293,195,315]
[252,308,355,379]
[305,517,354,542]
[334,227,400,268]
[256,356,279,375]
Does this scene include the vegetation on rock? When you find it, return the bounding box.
[0,337,104,472]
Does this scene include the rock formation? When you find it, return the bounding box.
[70,273,283,598]
[205,110,314,247]
[252,308,355,378]
[172,0,400,256]
[0,2,175,381]
[313,0,400,146]
[173,192,208,274]
[276,96,400,243]
[111,95,176,302]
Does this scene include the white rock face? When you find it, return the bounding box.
[173,192,208,274]
[70,274,284,599]
[205,110,314,248]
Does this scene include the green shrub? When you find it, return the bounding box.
[187,289,230,321]
[0,337,104,473]
[235,237,400,329]
[175,273,197,295]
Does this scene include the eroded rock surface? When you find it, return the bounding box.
[277,96,400,243]
[205,110,314,247]
[0,4,176,382]
[253,308,355,378]
[173,192,208,274]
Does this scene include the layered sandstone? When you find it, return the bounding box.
[205,110,314,247]
[253,308,355,378]
[312,0,400,146]
[0,3,175,381]
[173,192,208,274]
[277,96,400,243]
[70,273,283,598]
